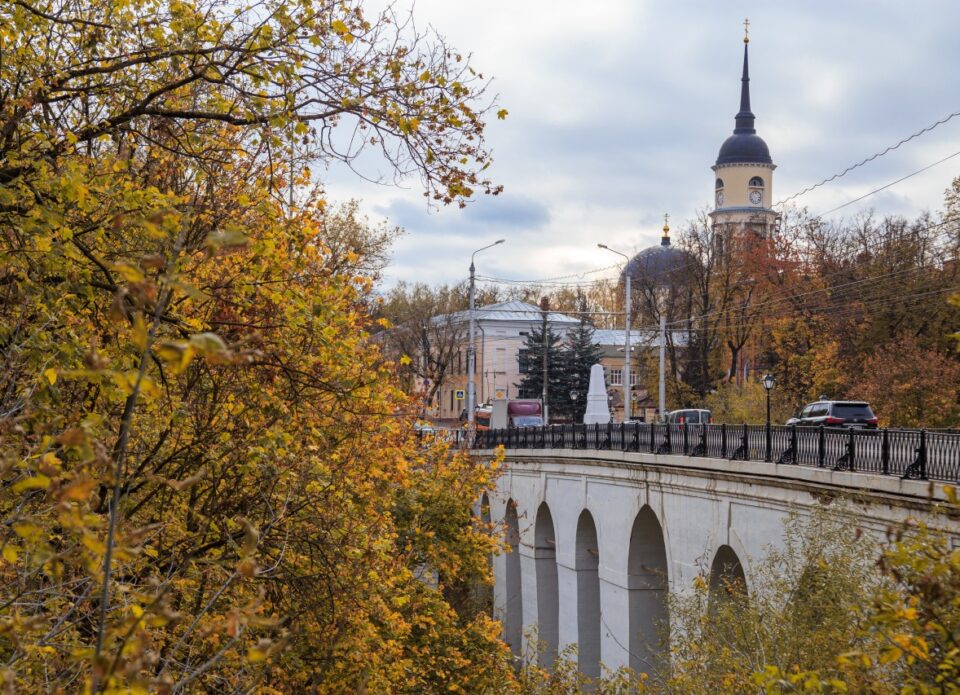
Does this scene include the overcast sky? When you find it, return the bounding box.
[323,0,960,289]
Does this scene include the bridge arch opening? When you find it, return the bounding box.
[504,500,523,658]
[627,506,669,678]
[708,544,747,604]
[575,510,601,680]
[475,493,493,615]
[534,502,560,667]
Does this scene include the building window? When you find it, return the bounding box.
[608,368,622,386]
[630,372,639,386]
[749,176,764,187]
[518,349,530,374]
[450,389,454,412]
[715,178,724,189]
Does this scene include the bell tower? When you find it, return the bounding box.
[709,22,779,237]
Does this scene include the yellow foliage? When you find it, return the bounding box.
[0,0,509,691]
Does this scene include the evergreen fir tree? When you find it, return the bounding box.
[563,319,603,422]
[515,325,569,421]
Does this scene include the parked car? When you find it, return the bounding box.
[786,400,878,429]
[666,409,712,425]
[413,421,437,434]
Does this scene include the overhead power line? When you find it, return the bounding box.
[814,149,960,218]
[658,217,959,328]
[649,285,959,336]
[467,121,960,291]
[776,107,960,207]
[475,263,622,285]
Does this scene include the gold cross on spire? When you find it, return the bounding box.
[743,18,750,43]
[662,213,670,233]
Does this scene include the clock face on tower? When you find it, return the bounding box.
[716,190,725,206]
[749,189,762,205]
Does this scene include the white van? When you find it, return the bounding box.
[666,409,712,425]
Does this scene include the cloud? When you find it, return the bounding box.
[374,194,551,235]
[321,0,960,289]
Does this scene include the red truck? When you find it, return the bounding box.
[491,398,544,429]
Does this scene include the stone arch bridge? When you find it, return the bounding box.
[474,445,959,678]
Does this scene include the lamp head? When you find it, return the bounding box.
[762,373,775,391]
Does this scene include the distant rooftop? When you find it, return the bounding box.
[593,328,689,349]
[442,300,580,325]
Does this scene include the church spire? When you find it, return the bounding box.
[734,23,756,135]
[713,20,772,166]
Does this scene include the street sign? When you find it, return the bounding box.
[455,389,465,400]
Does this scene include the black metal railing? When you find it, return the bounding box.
[464,423,960,483]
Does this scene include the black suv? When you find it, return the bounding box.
[786,401,878,429]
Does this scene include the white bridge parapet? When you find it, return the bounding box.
[476,447,959,676]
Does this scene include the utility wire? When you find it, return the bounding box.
[476,263,622,285]
[813,149,960,218]
[466,111,960,290]
[648,285,958,336]
[660,225,959,329]
[775,108,960,207]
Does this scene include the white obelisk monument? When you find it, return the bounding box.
[583,364,611,425]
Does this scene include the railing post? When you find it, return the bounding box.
[682,424,689,455]
[764,421,772,463]
[698,425,707,456]
[741,424,749,461]
[721,423,727,458]
[620,422,626,451]
[650,424,656,454]
[881,428,889,475]
[919,429,927,480]
[790,425,798,464]
[818,426,825,468]
[606,422,612,450]
[847,427,856,472]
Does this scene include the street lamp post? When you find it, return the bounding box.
[763,373,775,462]
[658,309,666,422]
[598,244,632,423]
[468,240,505,430]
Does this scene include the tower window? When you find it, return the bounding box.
[715,178,724,189]
[749,176,764,187]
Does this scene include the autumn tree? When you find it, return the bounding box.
[850,334,960,428]
[0,0,515,692]
[677,215,735,397]
[662,510,886,695]
[377,282,471,405]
